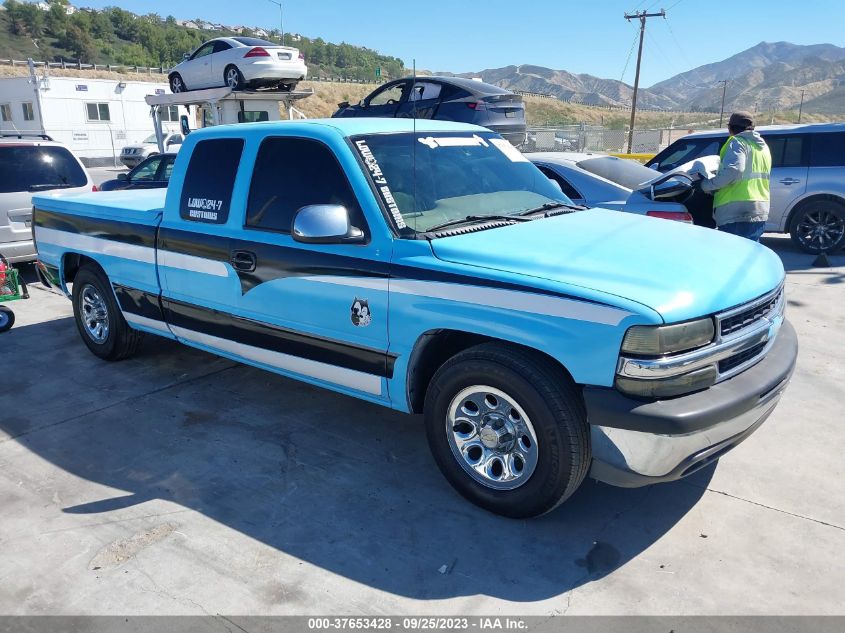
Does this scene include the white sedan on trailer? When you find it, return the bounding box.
[168,37,307,93]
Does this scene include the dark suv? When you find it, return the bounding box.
[333,76,527,146]
[647,123,845,253]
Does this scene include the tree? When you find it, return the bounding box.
[63,23,97,61]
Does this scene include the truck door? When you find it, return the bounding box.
[158,135,393,402]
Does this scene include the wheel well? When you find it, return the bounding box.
[406,329,575,414]
[61,253,100,286]
[786,194,845,231]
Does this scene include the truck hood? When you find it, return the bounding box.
[429,208,784,323]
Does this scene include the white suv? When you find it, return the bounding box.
[0,135,94,263]
[647,123,845,253]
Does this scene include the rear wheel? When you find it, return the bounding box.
[424,343,590,518]
[790,200,845,254]
[224,65,244,90]
[169,73,186,93]
[0,306,14,333]
[72,265,143,360]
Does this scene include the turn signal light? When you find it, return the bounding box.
[466,102,486,111]
[244,47,271,58]
[647,211,693,223]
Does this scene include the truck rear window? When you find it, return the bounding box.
[179,138,244,224]
[0,145,87,193]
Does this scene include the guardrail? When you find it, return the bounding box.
[1,58,169,74]
[1,59,390,83]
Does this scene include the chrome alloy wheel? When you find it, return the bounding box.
[796,208,845,252]
[225,67,240,88]
[80,284,110,343]
[171,76,184,93]
[446,386,539,490]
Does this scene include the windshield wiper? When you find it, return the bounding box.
[28,183,75,191]
[515,202,584,217]
[425,214,531,233]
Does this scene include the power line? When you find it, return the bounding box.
[619,26,641,82]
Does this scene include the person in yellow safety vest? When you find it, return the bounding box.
[700,111,772,242]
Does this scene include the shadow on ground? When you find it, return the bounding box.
[2,314,714,603]
[761,235,845,282]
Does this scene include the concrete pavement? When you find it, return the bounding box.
[0,235,843,615]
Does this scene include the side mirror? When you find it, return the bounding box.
[182,53,190,61]
[292,205,365,244]
[117,173,128,181]
[180,114,191,136]
[358,99,366,107]
[650,179,692,200]
[337,100,350,109]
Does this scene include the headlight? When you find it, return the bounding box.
[621,318,715,356]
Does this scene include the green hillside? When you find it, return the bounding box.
[0,0,405,80]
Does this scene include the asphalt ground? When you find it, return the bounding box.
[0,234,843,616]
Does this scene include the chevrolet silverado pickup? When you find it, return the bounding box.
[33,119,798,518]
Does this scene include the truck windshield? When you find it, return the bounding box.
[352,132,572,233]
[0,146,87,193]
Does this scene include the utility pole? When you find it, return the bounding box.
[267,0,284,46]
[624,8,666,154]
[797,89,805,123]
[717,80,728,127]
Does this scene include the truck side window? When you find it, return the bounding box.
[245,137,366,234]
[179,138,244,224]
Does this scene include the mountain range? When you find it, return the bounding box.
[448,41,845,114]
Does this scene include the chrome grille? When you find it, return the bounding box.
[719,287,783,337]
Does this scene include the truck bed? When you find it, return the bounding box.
[32,189,165,225]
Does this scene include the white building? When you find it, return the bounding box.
[0,75,180,166]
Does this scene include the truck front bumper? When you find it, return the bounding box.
[585,319,798,487]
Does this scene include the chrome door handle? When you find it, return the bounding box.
[779,178,801,185]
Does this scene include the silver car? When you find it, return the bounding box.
[0,135,94,263]
[528,152,695,223]
[647,123,845,253]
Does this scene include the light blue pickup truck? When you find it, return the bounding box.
[33,119,797,518]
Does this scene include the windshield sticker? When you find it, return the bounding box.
[418,134,489,149]
[489,138,529,162]
[355,139,407,229]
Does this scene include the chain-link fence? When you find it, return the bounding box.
[522,125,717,155]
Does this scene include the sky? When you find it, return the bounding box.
[71,0,845,87]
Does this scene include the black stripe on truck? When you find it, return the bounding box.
[34,208,157,248]
[114,285,396,379]
[162,297,397,379]
[113,285,166,322]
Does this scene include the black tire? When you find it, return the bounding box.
[224,65,244,90]
[789,199,845,254]
[424,342,590,518]
[0,306,14,333]
[169,73,187,93]
[71,264,143,361]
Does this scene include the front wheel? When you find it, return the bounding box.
[789,200,845,254]
[424,343,590,518]
[72,264,143,360]
[0,306,14,333]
